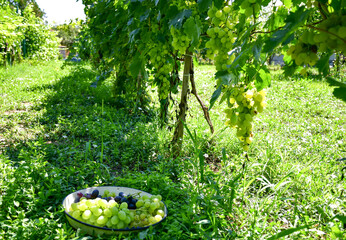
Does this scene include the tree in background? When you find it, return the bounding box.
[54,20,82,50]
[6,0,45,18]
[0,2,59,65]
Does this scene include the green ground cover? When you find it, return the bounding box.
[0,61,345,239]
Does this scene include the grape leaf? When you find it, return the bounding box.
[263,7,310,53]
[168,9,192,29]
[130,53,144,77]
[255,69,271,90]
[334,215,346,223]
[246,66,257,80]
[283,62,298,77]
[209,72,237,110]
[283,0,292,9]
[140,10,150,22]
[129,28,140,43]
[213,0,224,9]
[252,37,264,63]
[316,52,332,76]
[209,86,222,111]
[197,0,212,11]
[183,17,201,47]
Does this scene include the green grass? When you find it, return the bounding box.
[0,61,345,240]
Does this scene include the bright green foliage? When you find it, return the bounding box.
[0,3,59,65]
[21,5,59,61]
[0,61,345,239]
[0,5,24,65]
[78,0,345,150]
[54,19,82,50]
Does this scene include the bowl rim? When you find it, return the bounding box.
[62,186,168,232]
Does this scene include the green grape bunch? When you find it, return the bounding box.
[239,0,262,18]
[148,43,173,100]
[224,82,267,151]
[206,5,236,71]
[286,36,319,67]
[314,13,346,54]
[287,13,346,71]
[171,27,191,53]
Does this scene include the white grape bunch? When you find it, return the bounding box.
[224,82,267,151]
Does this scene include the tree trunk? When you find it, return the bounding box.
[189,60,214,134]
[172,50,192,157]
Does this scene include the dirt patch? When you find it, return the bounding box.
[4,110,27,115]
[3,102,33,115]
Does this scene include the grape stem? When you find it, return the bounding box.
[251,26,284,35]
[306,25,346,44]
[317,2,328,19]
[242,153,250,170]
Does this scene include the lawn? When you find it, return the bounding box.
[0,60,345,240]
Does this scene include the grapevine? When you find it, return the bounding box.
[79,0,345,155]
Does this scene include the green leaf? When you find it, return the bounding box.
[168,9,192,29]
[209,86,222,111]
[139,229,149,239]
[197,0,212,11]
[283,62,298,77]
[213,0,224,9]
[266,224,313,240]
[183,17,201,47]
[129,28,140,43]
[199,151,205,182]
[334,215,346,223]
[209,72,237,110]
[139,10,150,22]
[263,7,310,53]
[316,53,332,76]
[130,53,143,77]
[246,66,257,79]
[252,37,264,63]
[255,69,271,90]
[283,0,292,9]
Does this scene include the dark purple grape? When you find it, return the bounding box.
[114,196,121,203]
[77,192,84,198]
[119,192,125,197]
[121,197,127,203]
[74,197,81,203]
[106,197,112,201]
[91,189,99,199]
[131,198,138,204]
[86,193,92,199]
[127,195,133,201]
[128,203,136,209]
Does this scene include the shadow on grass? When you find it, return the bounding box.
[1,61,187,238]
[3,61,183,184]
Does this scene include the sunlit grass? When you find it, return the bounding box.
[0,61,345,239]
